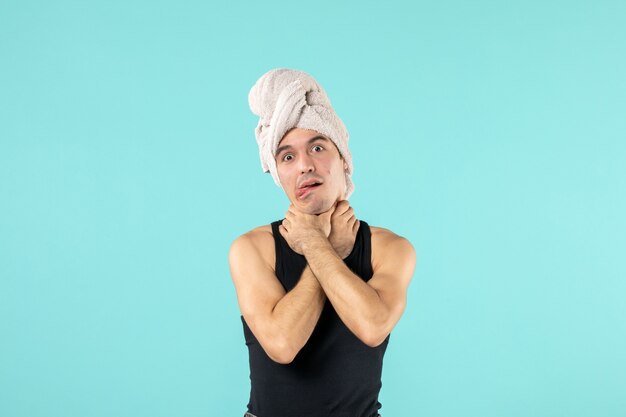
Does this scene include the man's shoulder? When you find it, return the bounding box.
[231,224,276,248]
[229,224,276,269]
[369,225,407,243]
[368,225,415,269]
[244,223,274,237]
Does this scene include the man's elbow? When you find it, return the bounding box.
[264,337,299,364]
[358,302,405,347]
[353,320,390,348]
[268,350,297,365]
[359,330,389,348]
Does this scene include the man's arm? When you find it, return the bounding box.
[229,231,326,364]
[301,230,416,347]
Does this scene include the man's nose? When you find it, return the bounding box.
[298,153,315,173]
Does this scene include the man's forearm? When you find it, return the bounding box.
[302,234,387,346]
[269,265,326,361]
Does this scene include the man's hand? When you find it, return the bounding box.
[328,200,360,259]
[279,204,334,255]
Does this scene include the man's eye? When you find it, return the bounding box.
[283,154,293,162]
[312,145,324,152]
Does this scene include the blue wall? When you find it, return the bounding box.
[1,1,625,416]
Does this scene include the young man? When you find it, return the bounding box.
[229,69,416,417]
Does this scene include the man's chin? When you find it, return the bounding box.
[294,198,338,215]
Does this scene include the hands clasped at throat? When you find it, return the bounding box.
[278,200,360,259]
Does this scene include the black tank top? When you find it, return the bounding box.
[241,219,389,417]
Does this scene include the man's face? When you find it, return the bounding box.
[275,128,347,215]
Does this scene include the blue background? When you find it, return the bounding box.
[1,1,625,416]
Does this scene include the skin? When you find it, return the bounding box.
[229,128,416,364]
[274,127,348,215]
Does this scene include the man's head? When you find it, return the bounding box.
[276,128,348,214]
[248,68,354,203]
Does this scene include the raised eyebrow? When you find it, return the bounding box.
[309,136,330,145]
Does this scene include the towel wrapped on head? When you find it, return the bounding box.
[248,68,354,199]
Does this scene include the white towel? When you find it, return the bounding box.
[248,68,354,198]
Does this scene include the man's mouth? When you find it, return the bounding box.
[296,181,323,198]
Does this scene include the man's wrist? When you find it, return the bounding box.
[302,232,330,255]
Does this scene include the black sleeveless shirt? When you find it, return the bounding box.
[241,219,389,417]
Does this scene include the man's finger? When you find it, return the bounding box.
[341,207,354,218]
[335,200,350,215]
